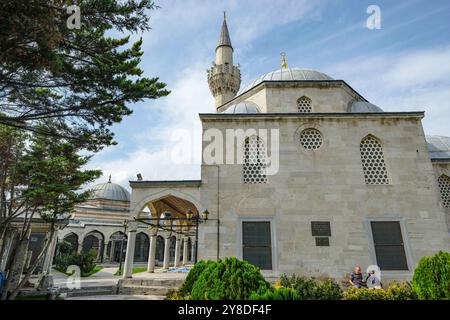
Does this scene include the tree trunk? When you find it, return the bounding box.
[7,226,55,300]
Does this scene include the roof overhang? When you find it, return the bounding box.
[200,111,425,121]
[129,180,202,189]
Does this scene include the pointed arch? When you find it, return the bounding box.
[243,135,267,184]
[297,96,312,113]
[360,135,389,185]
[438,174,450,208]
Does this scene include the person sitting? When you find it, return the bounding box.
[366,270,382,289]
[349,265,364,288]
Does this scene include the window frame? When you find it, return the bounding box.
[364,217,414,275]
[236,216,278,275]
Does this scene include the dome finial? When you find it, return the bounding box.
[281,52,287,69]
[108,174,111,183]
[224,11,226,21]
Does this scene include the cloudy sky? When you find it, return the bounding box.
[87,0,450,189]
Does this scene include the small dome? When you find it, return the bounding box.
[348,101,384,113]
[89,181,130,202]
[238,67,333,94]
[223,101,261,114]
[426,135,450,160]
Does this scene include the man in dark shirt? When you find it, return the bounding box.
[349,265,363,288]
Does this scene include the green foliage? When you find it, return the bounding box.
[412,251,450,300]
[250,287,299,300]
[179,260,215,296]
[166,289,191,300]
[387,282,417,300]
[190,257,269,300]
[343,287,393,300]
[0,0,169,151]
[55,250,97,275]
[279,274,343,300]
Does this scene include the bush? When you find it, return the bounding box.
[179,260,214,296]
[190,257,269,300]
[387,282,417,300]
[279,274,342,300]
[166,288,191,300]
[54,249,97,275]
[412,251,450,300]
[250,287,299,300]
[343,287,393,300]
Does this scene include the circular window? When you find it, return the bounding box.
[300,128,323,150]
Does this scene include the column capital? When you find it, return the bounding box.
[126,221,138,232]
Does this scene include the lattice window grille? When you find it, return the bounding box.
[300,129,323,150]
[297,96,312,113]
[243,136,267,184]
[438,175,450,208]
[360,136,389,185]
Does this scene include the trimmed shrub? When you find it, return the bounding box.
[179,260,214,296]
[279,274,342,300]
[250,287,299,300]
[166,288,191,300]
[412,251,450,300]
[190,257,269,300]
[343,287,393,300]
[54,249,97,275]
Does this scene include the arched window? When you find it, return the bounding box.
[360,135,389,185]
[243,136,267,184]
[438,174,450,208]
[297,96,312,113]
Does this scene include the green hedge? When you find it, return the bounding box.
[250,287,299,300]
[279,274,342,300]
[190,257,269,300]
[412,251,450,300]
[179,260,214,296]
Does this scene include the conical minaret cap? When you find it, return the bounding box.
[217,12,232,49]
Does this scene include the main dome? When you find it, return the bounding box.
[89,181,130,202]
[237,67,334,94]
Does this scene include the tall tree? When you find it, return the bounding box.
[0,124,101,300]
[0,0,170,151]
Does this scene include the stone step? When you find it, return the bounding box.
[118,285,170,296]
[119,278,184,287]
[63,286,117,298]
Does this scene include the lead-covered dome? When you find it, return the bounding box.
[238,67,334,94]
[223,101,261,113]
[348,101,384,113]
[89,181,130,202]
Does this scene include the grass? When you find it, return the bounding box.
[54,266,103,277]
[114,266,147,276]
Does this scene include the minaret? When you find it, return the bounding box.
[207,12,241,108]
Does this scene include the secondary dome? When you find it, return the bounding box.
[223,101,261,113]
[237,67,334,94]
[426,135,450,160]
[348,101,384,113]
[89,181,130,202]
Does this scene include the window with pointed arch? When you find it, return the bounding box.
[360,135,389,185]
[297,96,312,113]
[243,135,267,184]
[438,174,450,208]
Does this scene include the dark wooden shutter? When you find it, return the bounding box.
[370,221,408,270]
[242,221,272,270]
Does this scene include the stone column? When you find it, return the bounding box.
[103,241,109,262]
[147,234,157,273]
[77,241,83,253]
[174,238,181,267]
[110,241,116,261]
[123,222,137,279]
[162,236,171,270]
[182,237,189,265]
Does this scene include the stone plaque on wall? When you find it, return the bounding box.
[315,237,330,247]
[311,221,331,237]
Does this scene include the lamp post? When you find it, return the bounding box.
[118,219,128,274]
[186,209,209,263]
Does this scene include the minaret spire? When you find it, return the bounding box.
[207,13,241,109]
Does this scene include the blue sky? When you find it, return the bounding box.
[88,0,450,188]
